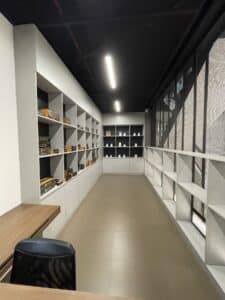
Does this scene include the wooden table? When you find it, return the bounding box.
[0,204,60,278]
[0,284,132,300]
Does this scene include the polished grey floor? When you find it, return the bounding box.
[59,175,223,300]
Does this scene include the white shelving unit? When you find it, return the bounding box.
[103,125,144,158]
[37,74,101,198]
[102,124,144,174]
[145,146,225,294]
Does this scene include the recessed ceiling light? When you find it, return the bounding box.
[104,54,116,89]
[114,100,121,113]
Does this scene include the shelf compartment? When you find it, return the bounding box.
[77,106,86,131]
[130,125,143,136]
[116,125,129,137]
[163,200,176,218]
[85,113,92,133]
[77,127,86,151]
[37,78,63,123]
[162,174,174,201]
[64,127,76,152]
[63,95,76,127]
[116,147,129,158]
[116,136,129,148]
[64,152,77,181]
[178,182,207,204]
[78,150,86,172]
[39,122,63,156]
[39,156,64,197]
[208,160,225,205]
[130,147,143,158]
[130,136,143,147]
[164,171,177,182]
[104,136,116,148]
[104,125,116,137]
[178,221,205,261]
[104,147,116,158]
[209,205,225,220]
[176,184,192,221]
[147,159,163,172]
[206,207,225,265]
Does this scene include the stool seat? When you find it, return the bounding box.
[10,238,76,290]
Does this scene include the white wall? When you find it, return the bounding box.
[0,14,21,215]
[103,112,144,125]
[36,27,101,121]
[103,112,145,174]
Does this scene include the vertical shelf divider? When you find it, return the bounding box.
[176,154,193,221]
[206,160,225,265]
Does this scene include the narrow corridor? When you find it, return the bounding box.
[59,175,222,300]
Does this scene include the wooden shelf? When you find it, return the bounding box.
[0,204,60,276]
[0,283,132,300]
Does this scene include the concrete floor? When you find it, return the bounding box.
[59,175,223,300]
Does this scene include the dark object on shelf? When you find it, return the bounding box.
[86,144,89,150]
[55,179,63,186]
[39,108,58,120]
[10,238,76,290]
[63,116,71,124]
[65,168,74,181]
[40,177,56,195]
[78,163,85,171]
[73,171,77,177]
[39,148,59,155]
[39,136,59,155]
[64,145,75,152]
[39,136,50,155]
[78,144,85,151]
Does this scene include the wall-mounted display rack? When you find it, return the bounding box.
[37,73,100,199]
[145,146,225,294]
[103,125,143,158]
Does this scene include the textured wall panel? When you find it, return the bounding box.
[176,107,183,150]
[207,38,225,155]
[184,87,194,151]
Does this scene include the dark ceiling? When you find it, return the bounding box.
[1,0,204,112]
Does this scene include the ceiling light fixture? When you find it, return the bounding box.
[104,54,116,89]
[114,100,121,113]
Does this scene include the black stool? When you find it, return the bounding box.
[10,238,76,290]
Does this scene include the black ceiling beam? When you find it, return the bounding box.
[38,8,197,29]
[52,0,98,92]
